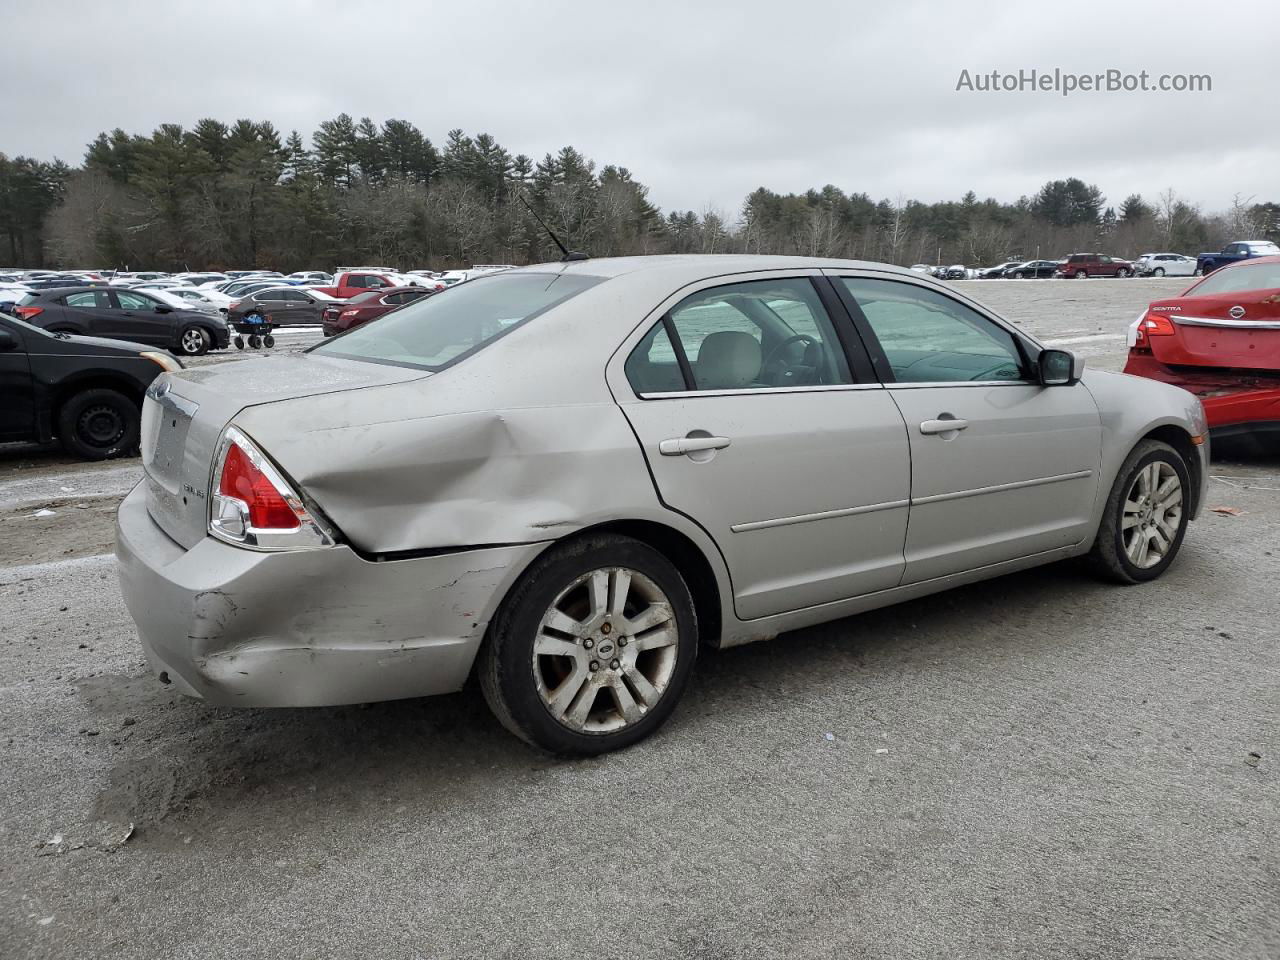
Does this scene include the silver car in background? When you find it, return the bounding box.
[1134,253,1198,277]
[116,256,1209,754]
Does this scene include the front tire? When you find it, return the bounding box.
[1075,269,1088,279]
[1088,440,1191,584]
[1153,268,1165,277]
[1116,268,1130,278]
[178,325,211,356]
[57,388,139,461]
[479,534,699,755]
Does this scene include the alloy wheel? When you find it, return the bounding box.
[1122,461,1183,569]
[532,567,679,734]
[181,328,205,354]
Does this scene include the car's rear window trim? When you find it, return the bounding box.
[309,271,605,373]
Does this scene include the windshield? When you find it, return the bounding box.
[311,271,602,371]
[1189,260,1280,296]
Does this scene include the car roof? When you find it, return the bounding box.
[501,254,923,286]
[30,284,112,298]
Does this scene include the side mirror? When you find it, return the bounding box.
[0,329,18,351]
[1038,348,1081,386]
[154,305,172,314]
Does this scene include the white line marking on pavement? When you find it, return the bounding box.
[1044,333,1120,345]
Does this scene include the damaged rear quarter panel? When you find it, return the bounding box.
[232,356,672,556]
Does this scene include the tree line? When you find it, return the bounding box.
[2,116,1277,270]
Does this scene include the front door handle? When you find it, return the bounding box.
[659,435,732,456]
[919,418,970,435]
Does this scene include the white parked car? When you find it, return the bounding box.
[117,255,1209,755]
[1134,253,1196,277]
[152,286,231,314]
[132,279,195,290]
[109,272,170,285]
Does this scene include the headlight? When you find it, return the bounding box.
[140,351,184,372]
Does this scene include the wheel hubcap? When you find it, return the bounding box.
[533,567,678,734]
[79,405,124,446]
[1122,461,1182,569]
[182,330,203,352]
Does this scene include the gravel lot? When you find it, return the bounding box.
[2,278,1276,959]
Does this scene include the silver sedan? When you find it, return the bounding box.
[116,256,1210,754]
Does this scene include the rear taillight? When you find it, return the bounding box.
[1133,312,1176,346]
[209,426,333,550]
[14,306,43,319]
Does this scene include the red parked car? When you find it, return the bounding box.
[1056,253,1134,278]
[320,286,434,337]
[1125,255,1280,449]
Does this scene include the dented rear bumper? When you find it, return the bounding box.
[1123,352,1280,436]
[115,482,547,707]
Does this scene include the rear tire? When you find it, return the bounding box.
[1088,440,1191,584]
[57,388,139,461]
[479,534,699,755]
[263,334,275,348]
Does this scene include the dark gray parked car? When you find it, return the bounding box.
[226,286,339,327]
[15,286,229,355]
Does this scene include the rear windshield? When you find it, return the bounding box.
[1190,260,1280,296]
[310,271,601,371]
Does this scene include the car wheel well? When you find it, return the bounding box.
[1140,425,1202,515]
[563,520,724,649]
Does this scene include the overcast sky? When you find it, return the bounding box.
[4,0,1277,217]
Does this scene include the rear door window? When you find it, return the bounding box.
[625,277,853,394]
[64,290,111,309]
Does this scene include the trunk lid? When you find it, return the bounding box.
[140,354,428,549]
[1151,291,1280,371]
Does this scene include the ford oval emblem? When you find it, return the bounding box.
[1229,305,1246,319]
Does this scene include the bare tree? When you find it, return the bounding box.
[700,207,728,254]
[884,193,910,263]
[1227,193,1260,238]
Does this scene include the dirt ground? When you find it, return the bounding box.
[1,277,1276,960]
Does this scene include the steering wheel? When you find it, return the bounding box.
[761,333,817,371]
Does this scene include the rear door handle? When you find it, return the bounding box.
[919,418,969,435]
[659,435,732,456]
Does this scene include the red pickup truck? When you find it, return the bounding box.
[309,271,407,299]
